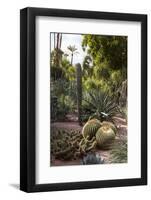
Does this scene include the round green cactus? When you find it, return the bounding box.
[82,118,101,140]
[96,125,116,148]
[101,121,117,134]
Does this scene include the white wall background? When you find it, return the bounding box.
[0,0,150,199]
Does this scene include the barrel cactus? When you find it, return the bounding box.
[101,121,117,133]
[96,125,116,148]
[82,118,101,140]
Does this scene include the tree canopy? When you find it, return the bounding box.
[82,34,127,92]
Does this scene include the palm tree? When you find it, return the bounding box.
[52,33,63,67]
[67,45,79,65]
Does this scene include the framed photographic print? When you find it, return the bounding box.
[20,7,147,192]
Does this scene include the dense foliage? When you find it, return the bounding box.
[82,34,127,94]
[50,33,128,165]
[50,33,127,122]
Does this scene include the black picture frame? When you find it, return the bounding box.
[20,7,147,192]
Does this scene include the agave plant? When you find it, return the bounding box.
[83,90,121,122]
[81,152,104,165]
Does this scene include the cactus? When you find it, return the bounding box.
[86,140,97,152]
[51,120,117,163]
[96,125,116,148]
[101,121,117,133]
[51,129,83,161]
[82,118,101,140]
[76,63,82,125]
[79,136,96,154]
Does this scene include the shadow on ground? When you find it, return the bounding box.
[9,183,19,190]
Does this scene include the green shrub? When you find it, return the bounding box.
[51,78,77,121]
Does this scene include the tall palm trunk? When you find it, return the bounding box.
[56,33,59,49]
[54,33,55,49]
[56,33,60,66]
[59,33,62,49]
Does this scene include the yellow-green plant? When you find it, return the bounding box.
[82,118,101,140]
[81,120,116,152]
[101,121,117,133]
[96,125,116,148]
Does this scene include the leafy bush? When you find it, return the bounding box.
[51,96,58,121]
[51,79,69,96]
[51,78,77,121]
[51,66,65,80]
[56,96,70,120]
[51,95,70,121]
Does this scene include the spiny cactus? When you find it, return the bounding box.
[96,125,116,148]
[79,136,97,154]
[51,129,83,161]
[101,121,117,134]
[76,63,82,125]
[51,120,117,162]
[82,118,101,140]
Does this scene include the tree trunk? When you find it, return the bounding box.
[56,33,60,66]
[54,33,55,49]
[59,34,62,49]
[56,33,59,49]
[76,63,82,125]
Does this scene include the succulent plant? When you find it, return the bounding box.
[76,63,82,125]
[51,129,83,161]
[79,137,97,154]
[82,118,101,140]
[51,120,117,163]
[96,125,116,148]
[101,121,117,134]
[80,120,117,153]
[83,90,121,122]
[81,152,104,165]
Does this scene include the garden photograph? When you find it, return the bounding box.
[50,32,127,166]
